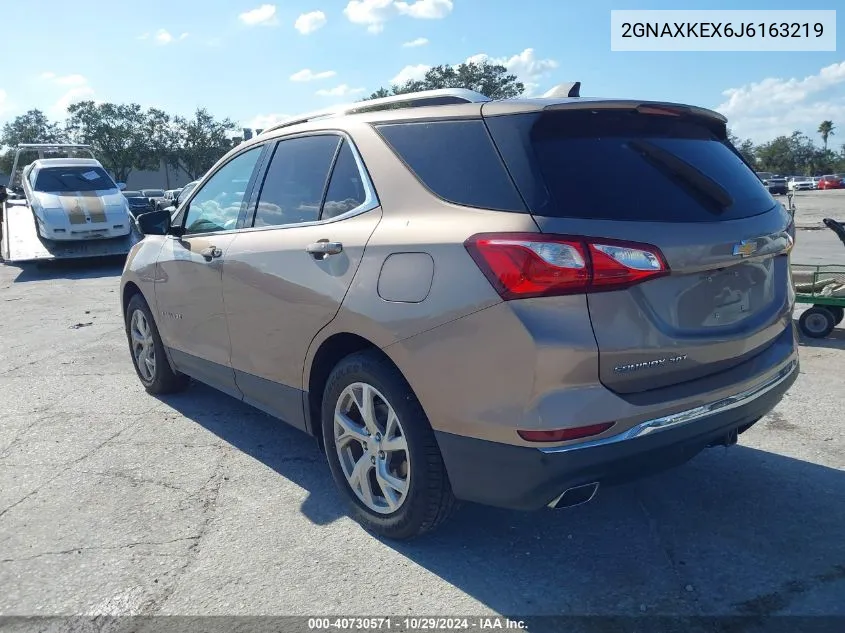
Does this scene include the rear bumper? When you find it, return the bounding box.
[435,358,798,511]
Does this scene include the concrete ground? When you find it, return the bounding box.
[1,195,844,623]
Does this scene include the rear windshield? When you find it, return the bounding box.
[527,110,775,222]
[122,191,142,197]
[34,167,115,193]
[142,190,165,197]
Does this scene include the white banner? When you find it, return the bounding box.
[610,10,836,52]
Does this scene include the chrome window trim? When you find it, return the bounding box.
[539,359,798,454]
[242,130,379,235]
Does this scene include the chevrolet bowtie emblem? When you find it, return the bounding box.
[732,239,758,257]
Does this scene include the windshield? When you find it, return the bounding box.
[142,190,165,197]
[33,167,116,193]
[122,190,142,197]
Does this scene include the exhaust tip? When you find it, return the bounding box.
[548,482,600,509]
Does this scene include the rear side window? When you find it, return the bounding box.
[510,110,775,222]
[253,135,340,227]
[375,120,526,212]
[322,140,367,219]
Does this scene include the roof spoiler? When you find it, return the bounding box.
[542,82,581,98]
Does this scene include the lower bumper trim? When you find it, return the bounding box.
[540,359,798,455]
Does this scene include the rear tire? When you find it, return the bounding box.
[799,306,836,339]
[321,350,456,540]
[125,293,189,394]
[828,306,844,326]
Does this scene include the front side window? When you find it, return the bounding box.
[252,135,340,228]
[183,147,263,235]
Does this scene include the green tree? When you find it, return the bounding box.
[727,129,757,167]
[65,101,157,182]
[0,109,67,175]
[144,108,180,188]
[818,120,835,151]
[172,108,238,180]
[363,60,524,101]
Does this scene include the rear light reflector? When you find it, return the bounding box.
[518,422,616,443]
[465,233,669,299]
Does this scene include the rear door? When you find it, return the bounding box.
[222,133,382,429]
[485,105,794,394]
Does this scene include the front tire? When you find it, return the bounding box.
[125,293,189,394]
[321,351,456,540]
[799,306,836,339]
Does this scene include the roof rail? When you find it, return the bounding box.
[16,143,93,150]
[260,88,491,136]
[542,82,581,98]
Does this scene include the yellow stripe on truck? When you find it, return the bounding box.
[59,194,88,224]
[77,191,107,223]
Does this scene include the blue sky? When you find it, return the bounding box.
[0,0,842,145]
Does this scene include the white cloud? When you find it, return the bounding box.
[39,72,96,117]
[717,61,845,143]
[402,37,428,47]
[390,64,430,85]
[152,29,188,44]
[290,68,337,82]
[344,0,450,33]
[344,0,394,33]
[53,86,96,116]
[316,84,366,97]
[155,29,174,44]
[244,113,290,130]
[295,10,327,34]
[239,4,278,26]
[466,48,558,96]
[54,74,88,87]
[395,0,452,19]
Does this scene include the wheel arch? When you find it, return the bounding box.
[304,332,412,450]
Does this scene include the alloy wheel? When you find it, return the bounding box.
[130,309,156,382]
[333,382,410,514]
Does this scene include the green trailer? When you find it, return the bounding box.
[791,263,845,338]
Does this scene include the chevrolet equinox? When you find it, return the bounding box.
[121,87,799,539]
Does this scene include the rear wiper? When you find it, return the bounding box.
[628,139,734,212]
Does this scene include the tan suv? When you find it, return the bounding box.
[122,87,799,539]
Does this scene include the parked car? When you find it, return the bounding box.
[140,189,166,211]
[121,88,798,539]
[22,158,132,241]
[154,189,182,211]
[811,176,821,189]
[788,176,814,191]
[818,175,845,190]
[122,190,152,217]
[172,180,198,208]
[764,175,788,195]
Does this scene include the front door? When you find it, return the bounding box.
[222,135,382,429]
[154,145,265,397]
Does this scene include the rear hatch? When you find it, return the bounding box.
[484,102,794,394]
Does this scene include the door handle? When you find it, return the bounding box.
[200,246,223,261]
[306,240,343,260]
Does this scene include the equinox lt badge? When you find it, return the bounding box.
[614,354,689,373]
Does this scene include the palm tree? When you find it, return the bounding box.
[818,120,835,151]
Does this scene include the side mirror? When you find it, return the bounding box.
[117,182,127,191]
[136,209,172,236]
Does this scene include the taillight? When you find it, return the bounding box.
[517,422,616,443]
[464,233,669,300]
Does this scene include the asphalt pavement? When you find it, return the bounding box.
[1,195,844,624]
